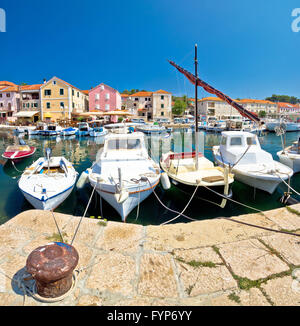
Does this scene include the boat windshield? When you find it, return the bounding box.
[230,137,242,146]
[107,138,142,150]
[247,137,257,145]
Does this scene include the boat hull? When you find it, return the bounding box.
[213,150,292,194]
[168,174,232,204]
[2,147,36,162]
[91,179,160,222]
[277,151,300,173]
[21,185,75,210]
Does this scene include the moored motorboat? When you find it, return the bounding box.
[277,137,300,173]
[266,119,300,132]
[41,123,63,136]
[76,122,92,136]
[61,127,78,136]
[89,126,108,137]
[87,132,161,221]
[212,131,294,194]
[18,149,78,210]
[136,124,166,134]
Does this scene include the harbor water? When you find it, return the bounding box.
[0,129,300,226]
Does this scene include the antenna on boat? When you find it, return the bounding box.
[195,44,199,170]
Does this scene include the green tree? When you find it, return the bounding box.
[258,110,266,118]
[172,100,187,116]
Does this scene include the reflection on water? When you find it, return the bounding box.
[0,129,299,226]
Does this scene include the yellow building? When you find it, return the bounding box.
[40,77,89,122]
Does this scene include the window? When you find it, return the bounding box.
[105,93,110,100]
[96,104,100,109]
[77,92,79,97]
[0,103,3,107]
[46,102,51,109]
[0,94,2,98]
[72,90,74,96]
[23,103,26,108]
[107,138,141,150]
[161,104,164,109]
[60,102,65,108]
[60,88,64,95]
[6,93,10,97]
[221,137,227,145]
[53,81,56,85]
[247,137,257,145]
[95,94,100,100]
[135,98,138,101]
[44,89,51,96]
[161,112,164,116]
[105,104,110,111]
[27,103,30,108]
[72,102,75,108]
[230,137,242,146]
[34,103,38,108]
[161,95,164,100]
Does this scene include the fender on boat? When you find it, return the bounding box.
[161,172,171,190]
[76,169,91,189]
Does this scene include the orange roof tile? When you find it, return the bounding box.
[21,84,42,91]
[153,89,171,94]
[238,99,274,104]
[0,81,16,87]
[81,90,89,95]
[131,91,153,97]
[121,94,130,98]
[0,86,20,92]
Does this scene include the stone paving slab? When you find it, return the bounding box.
[0,208,300,306]
[261,276,300,306]
[263,207,300,231]
[218,238,289,280]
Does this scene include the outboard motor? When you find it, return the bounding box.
[279,192,299,206]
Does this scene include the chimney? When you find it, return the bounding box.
[43,78,47,84]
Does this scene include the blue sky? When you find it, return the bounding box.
[1,0,300,99]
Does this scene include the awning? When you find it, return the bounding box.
[14,111,39,118]
[44,113,52,118]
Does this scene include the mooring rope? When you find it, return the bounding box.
[71,178,98,246]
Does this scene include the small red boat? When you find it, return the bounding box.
[2,144,36,161]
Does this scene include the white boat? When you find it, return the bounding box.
[76,122,92,136]
[89,126,108,137]
[266,119,300,132]
[18,150,78,210]
[206,120,226,132]
[160,151,234,206]
[41,124,63,136]
[212,131,294,194]
[136,124,166,134]
[61,127,78,136]
[277,138,300,173]
[88,132,161,221]
[26,122,47,135]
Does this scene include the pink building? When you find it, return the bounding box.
[89,83,121,122]
[0,82,21,123]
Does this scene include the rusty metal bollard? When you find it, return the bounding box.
[26,242,79,298]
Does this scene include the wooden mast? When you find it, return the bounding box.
[195,44,199,170]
